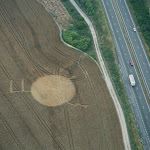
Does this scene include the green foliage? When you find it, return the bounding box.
[78,0,98,15]
[61,0,93,52]
[129,0,150,49]
[75,0,143,149]
[62,0,143,147]
[63,27,91,51]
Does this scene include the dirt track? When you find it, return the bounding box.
[0,0,124,149]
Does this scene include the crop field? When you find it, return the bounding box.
[0,0,124,149]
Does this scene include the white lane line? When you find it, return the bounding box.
[113,1,150,145]
[143,106,144,109]
[135,39,136,41]
[146,71,148,73]
[122,0,150,102]
[123,0,150,71]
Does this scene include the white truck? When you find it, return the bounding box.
[129,74,135,86]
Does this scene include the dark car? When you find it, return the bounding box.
[130,61,133,66]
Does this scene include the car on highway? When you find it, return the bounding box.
[129,74,135,86]
[133,27,136,32]
[130,61,133,66]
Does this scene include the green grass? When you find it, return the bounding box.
[127,0,150,53]
[61,0,143,149]
[61,0,96,58]
[74,0,143,149]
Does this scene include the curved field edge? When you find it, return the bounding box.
[0,0,125,149]
[61,0,143,149]
[61,0,97,60]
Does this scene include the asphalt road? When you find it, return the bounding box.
[69,0,131,149]
[101,0,150,149]
[116,0,150,98]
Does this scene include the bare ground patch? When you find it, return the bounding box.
[37,0,73,30]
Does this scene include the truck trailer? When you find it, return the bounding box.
[129,74,135,86]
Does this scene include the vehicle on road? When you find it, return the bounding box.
[130,61,133,66]
[129,74,136,86]
[133,27,136,32]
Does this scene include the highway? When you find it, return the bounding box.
[115,0,150,98]
[102,0,150,149]
[69,0,131,149]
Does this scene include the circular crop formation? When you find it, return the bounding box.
[31,75,75,106]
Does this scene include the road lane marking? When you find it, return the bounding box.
[73,0,149,148]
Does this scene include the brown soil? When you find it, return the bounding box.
[0,0,124,149]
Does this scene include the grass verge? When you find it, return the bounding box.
[61,0,96,59]
[61,0,143,149]
[113,0,150,104]
[126,0,150,58]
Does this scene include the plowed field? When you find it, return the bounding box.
[0,0,124,149]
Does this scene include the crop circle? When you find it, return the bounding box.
[31,75,75,106]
